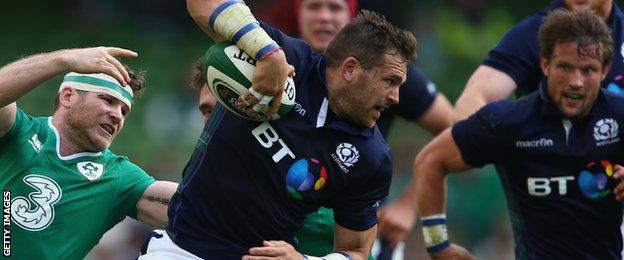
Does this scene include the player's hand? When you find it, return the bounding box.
[430,244,476,260]
[242,240,303,260]
[613,164,624,201]
[377,199,416,247]
[237,49,295,116]
[57,47,138,86]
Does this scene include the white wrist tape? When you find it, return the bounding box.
[303,252,351,260]
[209,1,280,60]
[421,214,449,254]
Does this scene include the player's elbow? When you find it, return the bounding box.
[187,0,214,26]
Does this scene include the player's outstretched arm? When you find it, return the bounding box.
[332,223,376,260]
[187,0,294,116]
[377,93,453,247]
[243,224,374,260]
[413,129,475,259]
[136,181,178,228]
[416,93,454,135]
[453,65,516,122]
[0,47,137,138]
[243,240,304,260]
[186,0,229,42]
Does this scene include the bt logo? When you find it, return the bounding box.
[252,122,295,163]
[526,160,615,198]
[527,176,574,196]
[286,158,328,200]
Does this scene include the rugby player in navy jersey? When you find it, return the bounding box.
[413,9,624,259]
[138,1,417,259]
[454,0,624,121]
[256,0,455,258]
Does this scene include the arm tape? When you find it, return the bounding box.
[421,214,450,254]
[209,0,279,60]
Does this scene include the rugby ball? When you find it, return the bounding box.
[203,42,296,121]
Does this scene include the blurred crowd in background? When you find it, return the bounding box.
[1,1,556,259]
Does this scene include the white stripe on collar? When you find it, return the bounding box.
[316,98,329,128]
[48,117,102,160]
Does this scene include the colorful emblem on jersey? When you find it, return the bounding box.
[578,160,613,199]
[286,158,328,200]
[11,175,62,231]
[77,161,104,181]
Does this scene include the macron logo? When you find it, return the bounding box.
[515,138,553,148]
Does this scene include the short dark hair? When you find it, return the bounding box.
[189,58,206,90]
[539,9,613,66]
[53,64,146,111]
[324,10,418,69]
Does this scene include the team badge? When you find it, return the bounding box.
[593,118,620,146]
[336,143,360,167]
[77,161,104,181]
[331,143,360,173]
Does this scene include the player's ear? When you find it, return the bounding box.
[58,87,80,109]
[540,55,550,77]
[340,57,360,82]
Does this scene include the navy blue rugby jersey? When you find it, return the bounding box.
[166,22,392,259]
[376,65,437,137]
[484,0,624,97]
[452,87,624,259]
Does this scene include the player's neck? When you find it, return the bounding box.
[51,116,84,156]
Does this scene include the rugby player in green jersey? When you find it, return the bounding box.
[0,47,177,259]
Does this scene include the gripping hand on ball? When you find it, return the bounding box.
[237,49,295,116]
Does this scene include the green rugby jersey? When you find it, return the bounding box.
[0,109,154,259]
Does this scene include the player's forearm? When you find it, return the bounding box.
[333,224,376,260]
[453,91,487,123]
[0,50,69,107]
[417,94,454,135]
[136,181,178,228]
[188,0,281,62]
[392,179,419,214]
[414,151,447,217]
[187,0,230,42]
[453,65,517,122]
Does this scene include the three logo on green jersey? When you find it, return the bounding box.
[11,175,62,231]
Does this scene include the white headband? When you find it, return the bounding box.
[59,72,134,109]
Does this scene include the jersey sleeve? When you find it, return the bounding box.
[391,65,437,121]
[452,101,512,167]
[482,16,542,95]
[112,159,155,219]
[329,152,392,231]
[0,108,33,147]
[0,108,44,177]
